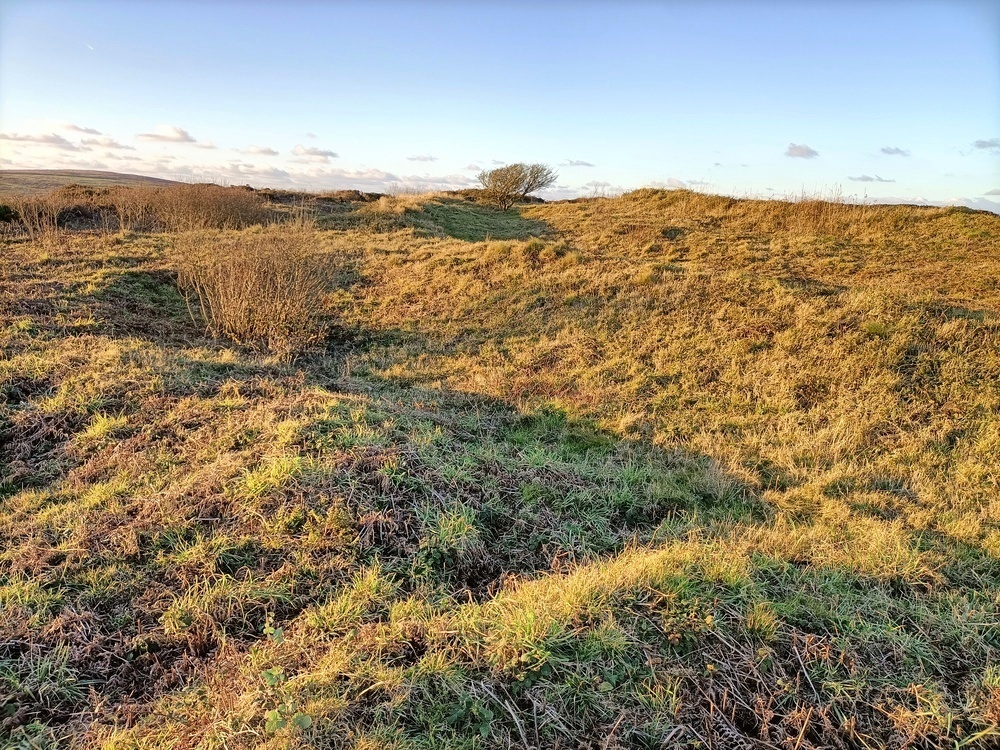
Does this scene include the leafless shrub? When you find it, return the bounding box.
[4,194,61,240]
[106,185,158,234]
[172,226,334,359]
[154,184,274,231]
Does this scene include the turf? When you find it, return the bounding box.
[2,189,999,749]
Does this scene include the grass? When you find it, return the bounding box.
[0,170,178,196]
[1,185,999,748]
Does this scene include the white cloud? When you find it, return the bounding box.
[465,163,482,171]
[564,180,623,199]
[136,125,196,143]
[561,159,595,167]
[406,154,437,162]
[290,167,477,193]
[242,145,279,156]
[880,146,910,156]
[647,178,688,189]
[0,132,86,151]
[785,143,819,159]
[973,138,999,151]
[848,174,895,183]
[81,137,135,150]
[64,123,102,135]
[292,144,339,161]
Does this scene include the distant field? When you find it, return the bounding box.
[2,185,1000,749]
[0,169,178,195]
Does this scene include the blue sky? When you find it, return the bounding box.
[1,0,998,207]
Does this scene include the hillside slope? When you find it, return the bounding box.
[0,170,179,195]
[2,189,999,749]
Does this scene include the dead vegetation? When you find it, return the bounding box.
[1,183,276,238]
[173,226,335,359]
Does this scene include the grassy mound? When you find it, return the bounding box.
[1,189,999,748]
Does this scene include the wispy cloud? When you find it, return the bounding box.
[137,125,196,143]
[973,138,1000,151]
[849,174,895,183]
[81,137,135,150]
[464,163,482,172]
[242,145,279,156]
[291,144,339,161]
[298,167,476,193]
[64,123,102,135]
[985,188,1000,196]
[195,141,217,150]
[306,132,318,139]
[643,178,708,190]
[561,159,595,167]
[406,154,437,162]
[880,146,910,156]
[785,143,819,159]
[0,132,86,151]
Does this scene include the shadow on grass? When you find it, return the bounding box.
[420,198,551,242]
[37,253,371,350]
[90,269,205,344]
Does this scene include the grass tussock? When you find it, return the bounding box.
[1,187,1000,749]
[173,226,334,359]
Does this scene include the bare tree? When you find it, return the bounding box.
[477,163,557,209]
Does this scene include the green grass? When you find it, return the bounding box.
[418,199,549,242]
[1,188,1000,748]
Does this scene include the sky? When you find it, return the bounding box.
[1,0,998,208]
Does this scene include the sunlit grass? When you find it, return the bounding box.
[1,186,998,748]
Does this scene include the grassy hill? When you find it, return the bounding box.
[0,170,178,195]
[2,187,999,749]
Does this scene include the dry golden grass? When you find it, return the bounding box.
[349,190,1000,546]
[2,188,999,749]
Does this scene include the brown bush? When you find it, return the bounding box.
[4,194,61,240]
[172,226,333,359]
[154,184,274,231]
[105,185,158,234]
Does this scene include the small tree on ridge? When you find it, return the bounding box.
[477,163,557,210]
